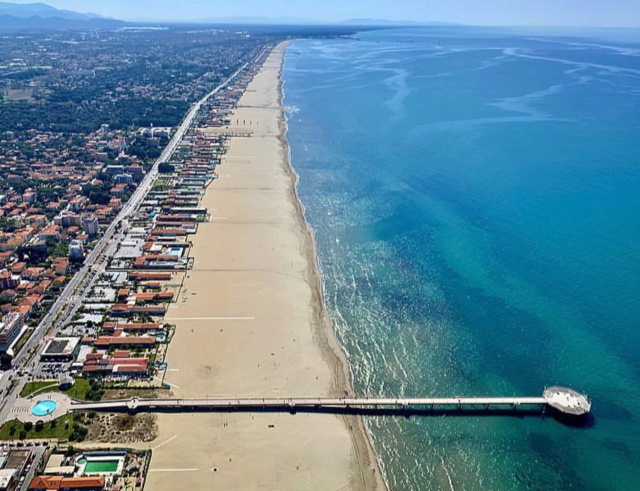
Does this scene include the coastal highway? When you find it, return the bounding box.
[0,46,271,420]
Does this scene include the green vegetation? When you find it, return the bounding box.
[0,97,190,134]
[0,352,12,368]
[158,162,174,173]
[49,241,69,258]
[0,414,86,441]
[0,218,17,233]
[19,378,101,401]
[20,380,58,398]
[82,181,112,205]
[12,328,34,356]
[129,139,164,161]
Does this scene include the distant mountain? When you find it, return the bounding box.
[189,16,322,26]
[0,2,104,20]
[0,2,123,29]
[341,19,459,27]
[171,16,457,27]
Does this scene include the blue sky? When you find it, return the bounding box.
[10,0,640,27]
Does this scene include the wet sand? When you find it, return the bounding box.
[144,43,385,490]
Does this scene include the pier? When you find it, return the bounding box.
[70,386,590,418]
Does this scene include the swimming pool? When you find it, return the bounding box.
[84,460,119,473]
[31,400,57,417]
[77,455,124,475]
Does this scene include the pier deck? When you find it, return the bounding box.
[69,387,590,417]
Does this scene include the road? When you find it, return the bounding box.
[17,444,45,491]
[0,45,270,423]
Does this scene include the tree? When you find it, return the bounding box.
[24,422,33,432]
[19,430,27,440]
[70,424,88,442]
[88,190,111,205]
[0,351,12,368]
[158,163,174,173]
[35,420,44,432]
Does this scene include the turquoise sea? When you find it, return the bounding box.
[283,27,640,490]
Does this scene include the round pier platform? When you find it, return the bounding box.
[543,386,591,416]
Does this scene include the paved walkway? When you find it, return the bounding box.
[7,392,71,423]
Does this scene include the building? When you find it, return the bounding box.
[0,312,24,350]
[59,211,83,228]
[68,240,84,260]
[0,272,18,291]
[82,216,99,237]
[22,190,36,203]
[93,336,156,348]
[82,356,148,376]
[28,475,105,490]
[53,257,70,275]
[0,469,16,491]
[3,449,30,476]
[114,174,133,185]
[40,337,81,361]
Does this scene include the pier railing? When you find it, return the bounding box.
[70,386,590,417]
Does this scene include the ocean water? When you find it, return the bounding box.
[282,27,640,490]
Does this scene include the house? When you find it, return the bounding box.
[10,262,26,274]
[53,257,70,275]
[82,357,148,375]
[93,336,156,348]
[0,251,13,267]
[38,224,61,241]
[53,276,67,289]
[128,272,172,281]
[133,292,173,304]
[101,322,160,334]
[18,294,44,317]
[0,272,18,291]
[28,475,105,490]
[22,267,45,280]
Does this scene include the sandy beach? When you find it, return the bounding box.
[144,42,386,490]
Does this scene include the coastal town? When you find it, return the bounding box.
[0,25,287,490]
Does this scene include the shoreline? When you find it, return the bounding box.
[143,41,386,490]
[278,42,388,491]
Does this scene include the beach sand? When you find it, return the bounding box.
[144,42,386,490]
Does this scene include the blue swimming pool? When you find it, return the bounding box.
[32,400,57,417]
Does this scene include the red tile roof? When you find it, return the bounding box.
[29,475,105,490]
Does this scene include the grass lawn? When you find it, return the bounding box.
[20,378,91,400]
[19,381,57,398]
[0,414,76,441]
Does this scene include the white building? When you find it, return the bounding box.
[83,216,99,237]
[69,240,85,259]
[0,312,24,350]
[0,469,16,491]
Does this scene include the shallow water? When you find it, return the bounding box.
[283,27,640,490]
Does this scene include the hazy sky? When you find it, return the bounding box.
[10,0,640,27]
